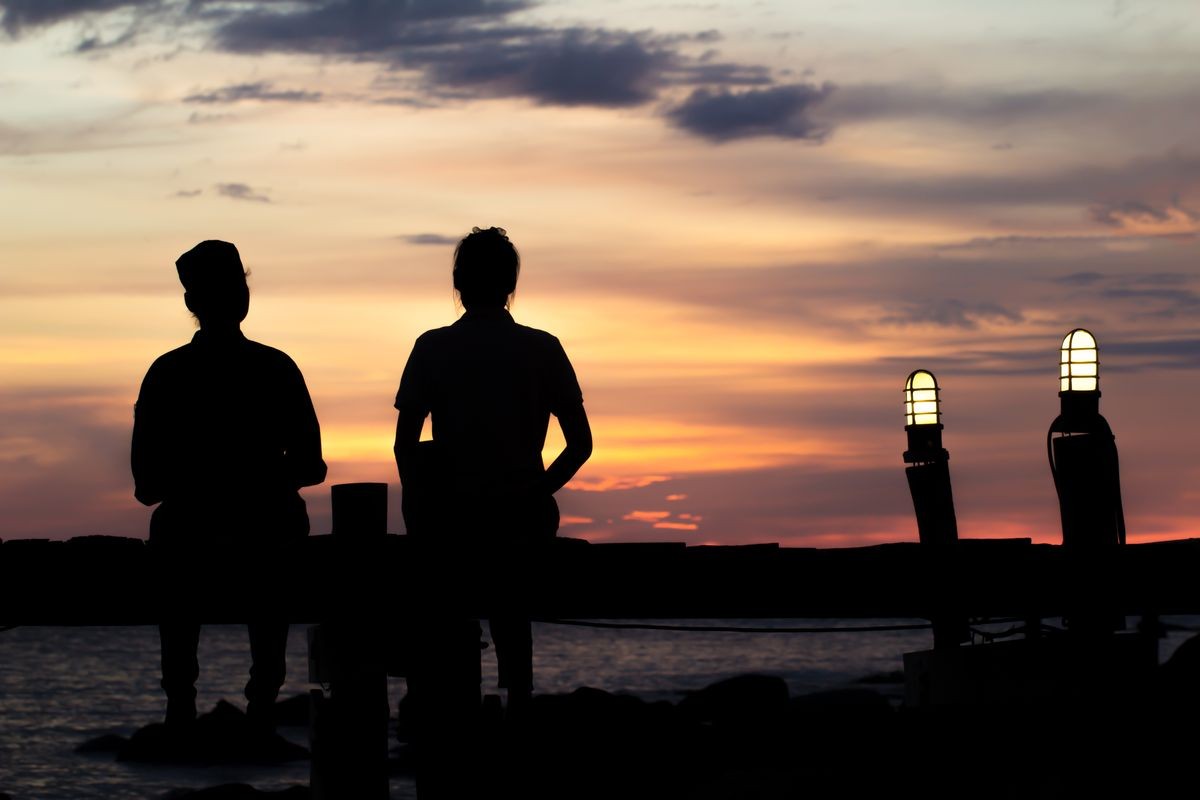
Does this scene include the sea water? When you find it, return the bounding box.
[1,618,1194,798]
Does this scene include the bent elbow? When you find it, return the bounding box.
[571,436,593,466]
[294,458,328,488]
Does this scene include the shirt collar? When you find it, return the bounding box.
[191,327,247,347]
[459,307,514,323]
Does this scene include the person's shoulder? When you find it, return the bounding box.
[512,321,562,346]
[144,341,195,374]
[417,325,455,341]
[242,338,304,372]
[412,325,456,351]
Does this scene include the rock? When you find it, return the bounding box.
[118,700,309,764]
[505,688,688,800]
[854,670,905,685]
[678,674,790,727]
[791,687,892,713]
[75,733,129,753]
[1157,632,1200,706]
[273,694,310,727]
[159,785,310,799]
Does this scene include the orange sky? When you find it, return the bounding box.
[2,0,1199,545]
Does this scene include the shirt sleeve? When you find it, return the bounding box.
[281,356,327,489]
[395,333,434,414]
[546,336,584,416]
[131,362,167,506]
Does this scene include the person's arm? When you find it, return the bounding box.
[394,336,431,488]
[283,360,327,489]
[131,366,166,506]
[541,335,592,495]
[393,409,424,488]
[541,401,592,495]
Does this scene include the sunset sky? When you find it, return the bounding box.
[2,0,1198,546]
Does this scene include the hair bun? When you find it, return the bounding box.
[471,226,508,240]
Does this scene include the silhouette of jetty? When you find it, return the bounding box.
[5,527,1199,798]
[3,533,1198,622]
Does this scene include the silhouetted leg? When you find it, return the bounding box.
[491,615,533,708]
[160,622,200,728]
[246,622,289,729]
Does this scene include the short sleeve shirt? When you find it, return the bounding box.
[395,308,583,495]
[132,330,326,543]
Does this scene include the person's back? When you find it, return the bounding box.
[131,239,326,728]
[399,306,582,523]
[135,331,323,545]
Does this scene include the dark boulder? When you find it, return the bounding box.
[118,701,309,764]
[160,785,310,799]
[75,733,129,753]
[678,674,790,728]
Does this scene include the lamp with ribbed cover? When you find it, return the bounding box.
[1047,328,1125,635]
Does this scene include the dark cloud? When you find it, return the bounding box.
[1104,338,1200,370]
[3,0,833,143]
[214,182,271,202]
[824,84,1108,126]
[0,0,149,36]
[1099,287,1200,319]
[183,81,323,104]
[950,154,1200,207]
[416,28,675,107]
[667,83,834,142]
[1088,199,1200,229]
[1039,269,1200,321]
[880,299,1023,330]
[872,349,1049,378]
[401,233,459,245]
[210,3,793,111]
[212,0,535,56]
[670,59,772,87]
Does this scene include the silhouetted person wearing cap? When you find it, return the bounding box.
[395,227,592,727]
[132,240,326,730]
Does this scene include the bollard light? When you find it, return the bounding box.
[904,369,947,465]
[905,369,941,427]
[1047,327,1124,546]
[901,369,964,646]
[1047,327,1126,633]
[1060,328,1099,394]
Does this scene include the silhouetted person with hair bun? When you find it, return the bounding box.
[132,240,326,730]
[394,227,592,755]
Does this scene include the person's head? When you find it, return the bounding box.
[175,240,250,327]
[452,226,520,310]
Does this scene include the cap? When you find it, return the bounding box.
[175,240,245,292]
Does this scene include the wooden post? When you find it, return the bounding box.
[310,482,390,800]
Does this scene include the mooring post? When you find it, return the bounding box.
[311,482,389,800]
[902,370,968,648]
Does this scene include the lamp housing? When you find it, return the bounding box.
[904,369,947,464]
